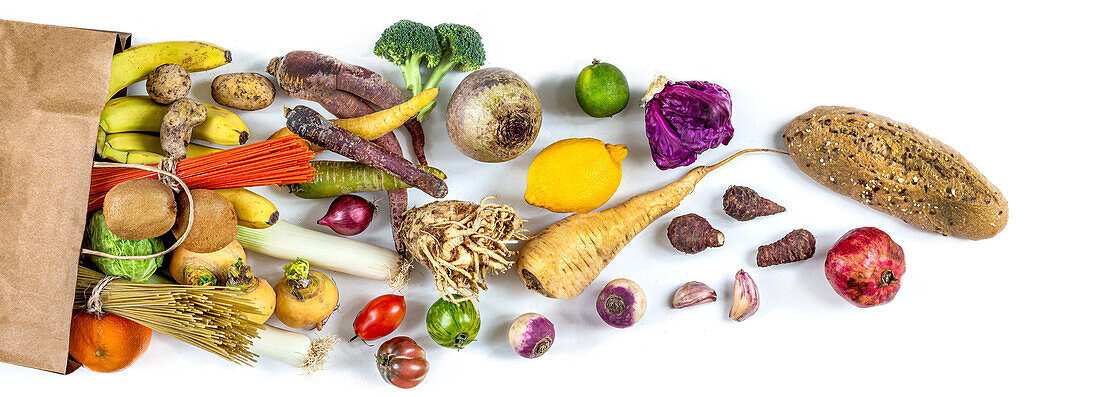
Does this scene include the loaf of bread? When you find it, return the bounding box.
[783,106,1007,240]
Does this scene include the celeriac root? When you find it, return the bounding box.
[400,196,527,302]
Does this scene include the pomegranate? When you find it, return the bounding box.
[825,227,905,307]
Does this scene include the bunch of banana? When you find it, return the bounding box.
[99,42,277,230]
[96,130,222,164]
[214,188,280,229]
[103,41,247,147]
[109,41,231,98]
[101,96,249,145]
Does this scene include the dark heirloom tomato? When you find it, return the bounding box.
[376,336,428,389]
[353,294,406,341]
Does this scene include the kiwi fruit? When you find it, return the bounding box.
[102,179,177,240]
[172,189,238,253]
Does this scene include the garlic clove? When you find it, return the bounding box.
[729,270,759,322]
[671,281,717,309]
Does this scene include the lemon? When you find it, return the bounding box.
[575,60,629,118]
[525,138,628,213]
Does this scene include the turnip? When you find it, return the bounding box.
[508,313,554,359]
[596,279,646,328]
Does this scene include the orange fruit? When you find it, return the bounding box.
[69,311,152,372]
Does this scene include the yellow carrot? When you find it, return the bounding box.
[516,148,786,299]
[265,88,438,151]
[332,88,438,141]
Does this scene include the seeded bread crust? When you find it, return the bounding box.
[783,106,1008,240]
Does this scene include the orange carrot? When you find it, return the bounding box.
[516,148,787,299]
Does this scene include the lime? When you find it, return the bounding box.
[575,60,629,118]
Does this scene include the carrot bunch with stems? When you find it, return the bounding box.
[516,148,787,299]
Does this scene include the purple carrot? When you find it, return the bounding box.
[267,51,428,165]
[318,92,408,254]
[284,105,446,199]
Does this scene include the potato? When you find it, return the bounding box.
[146,63,190,104]
[783,106,1008,240]
[211,73,275,111]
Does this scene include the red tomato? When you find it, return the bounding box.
[376,336,428,388]
[353,294,406,341]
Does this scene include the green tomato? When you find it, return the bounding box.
[425,295,481,349]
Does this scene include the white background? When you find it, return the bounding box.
[4,1,1098,395]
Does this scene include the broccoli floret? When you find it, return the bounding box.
[374,20,441,93]
[418,23,485,120]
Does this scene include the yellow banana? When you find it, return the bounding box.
[214,188,280,229]
[98,132,221,164]
[109,41,231,98]
[100,147,169,164]
[100,96,249,145]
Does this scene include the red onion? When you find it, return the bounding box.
[317,195,375,235]
[595,278,646,328]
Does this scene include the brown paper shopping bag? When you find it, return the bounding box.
[0,19,129,374]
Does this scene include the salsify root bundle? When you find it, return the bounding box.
[74,266,263,364]
[399,196,526,302]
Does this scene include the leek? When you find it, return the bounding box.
[236,221,401,281]
[250,325,338,374]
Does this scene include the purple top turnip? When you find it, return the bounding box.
[508,313,555,359]
[825,227,906,307]
[595,278,646,328]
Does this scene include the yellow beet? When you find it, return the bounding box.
[168,240,245,285]
[516,149,784,299]
[238,278,276,324]
[273,259,338,330]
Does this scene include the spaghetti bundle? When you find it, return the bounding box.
[89,136,316,210]
[74,266,263,364]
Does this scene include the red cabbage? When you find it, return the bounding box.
[643,77,735,170]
